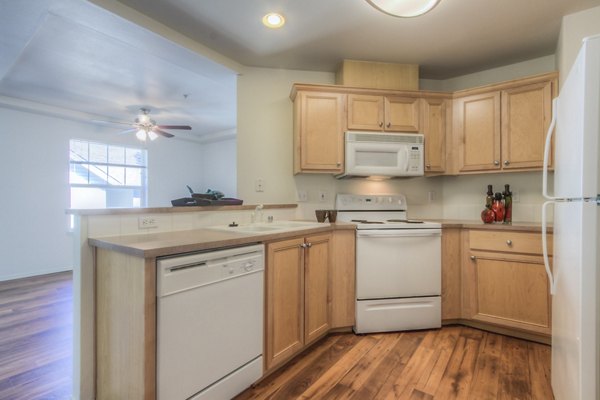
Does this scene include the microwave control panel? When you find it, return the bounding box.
[408,146,423,172]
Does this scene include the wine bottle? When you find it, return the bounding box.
[503,184,512,224]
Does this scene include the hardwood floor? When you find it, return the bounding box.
[236,326,554,400]
[0,272,73,400]
[0,272,553,400]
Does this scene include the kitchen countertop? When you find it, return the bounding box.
[89,222,356,258]
[438,220,552,233]
[89,219,551,258]
[67,203,296,216]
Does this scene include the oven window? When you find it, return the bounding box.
[355,150,397,167]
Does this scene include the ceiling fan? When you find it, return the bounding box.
[94,108,192,141]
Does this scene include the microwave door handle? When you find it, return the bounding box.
[404,147,409,171]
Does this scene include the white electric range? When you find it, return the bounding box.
[336,194,442,334]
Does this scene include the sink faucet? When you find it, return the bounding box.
[251,204,264,223]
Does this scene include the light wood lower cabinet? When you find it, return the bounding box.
[329,230,356,328]
[265,233,331,371]
[461,229,553,337]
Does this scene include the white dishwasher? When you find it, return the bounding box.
[157,244,264,400]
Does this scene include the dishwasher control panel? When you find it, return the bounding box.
[157,244,265,297]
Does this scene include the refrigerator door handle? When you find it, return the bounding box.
[542,98,558,200]
[542,200,556,295]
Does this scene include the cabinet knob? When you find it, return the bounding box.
[494,160,500,166]
[386,122,391,128]
[307,242,312,248]
[426,164,431,169]
[336,162,341,167]
[379,122,384,128]
[504,160,510,166]
[470,255,476,261]
[506,239,513,246]
[299,243,307,249]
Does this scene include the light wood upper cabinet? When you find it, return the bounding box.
[501,80,553,169]
[462,230,552,336]
[455,91,502,172]
[454,74,557,174]
[265,233,331,371]
[293,91,345,174]
[347,94,420,132]
[421,97,448,173]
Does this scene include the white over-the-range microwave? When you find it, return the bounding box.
[336,131,425,179]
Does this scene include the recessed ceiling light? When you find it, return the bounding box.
[366,0,441,18]
[262,12,285,28]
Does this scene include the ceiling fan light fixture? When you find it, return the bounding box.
[366,0,441,17]
[147,130,158,141]
[262,12,285,28]
[136,129,147,141]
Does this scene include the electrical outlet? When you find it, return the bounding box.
[318,191,328,202]
[297,190,308,202]
[512,189,520,203]
[428,191,436,202]
[138,216,158,229]
[255,178,265,192]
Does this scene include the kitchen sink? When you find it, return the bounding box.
[208,220,324,234]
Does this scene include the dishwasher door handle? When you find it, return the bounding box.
[357,229,441,238]
[167,262,207,273]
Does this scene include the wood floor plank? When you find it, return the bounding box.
[0,272,72,400]
[467,331,503,399]
[350,331,426,400]
[296,335,379,399]
[528,341,554,400]
[320,332,403,400]
[498,336,533,400]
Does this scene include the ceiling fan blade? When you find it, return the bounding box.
[152,127,175,138]
[91,119,135,127]
[118,128,138,135]
[156,125,192,130]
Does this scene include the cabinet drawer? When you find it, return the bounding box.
[469,230,552,256]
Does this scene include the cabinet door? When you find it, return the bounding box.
[265,238,305,370]
[501,80,554,170]
[465,254,551,335]
[304,233,331,345]
[455,92,501,172]
[421,97,447,173]
[329,230,356,329]
[347,94,384,130]
[441,228,461,321]
[385,96,420,132]
[295,91,345,173]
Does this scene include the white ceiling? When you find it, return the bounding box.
[2,0,600,140]
[0,0,237,139]
[116,0,600,78]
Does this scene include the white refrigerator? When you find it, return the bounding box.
[542,34,600,400]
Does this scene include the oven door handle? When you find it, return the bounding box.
[357,229,441,238]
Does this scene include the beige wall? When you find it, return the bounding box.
[237,67,335,205]
[420,55,556,92]
[556,5,600,84]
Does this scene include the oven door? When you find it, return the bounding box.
[356,228,441,299]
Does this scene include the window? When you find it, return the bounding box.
[69,139,147,209]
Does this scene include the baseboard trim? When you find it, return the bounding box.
[443,319,551,345]
[0,267,73,282]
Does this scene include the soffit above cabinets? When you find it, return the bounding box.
[0,0,237,140]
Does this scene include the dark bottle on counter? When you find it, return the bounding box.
[492,192,505,222]
[503,184,512,224]
[486,185,494,208]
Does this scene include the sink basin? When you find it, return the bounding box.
[208,220,325,235]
